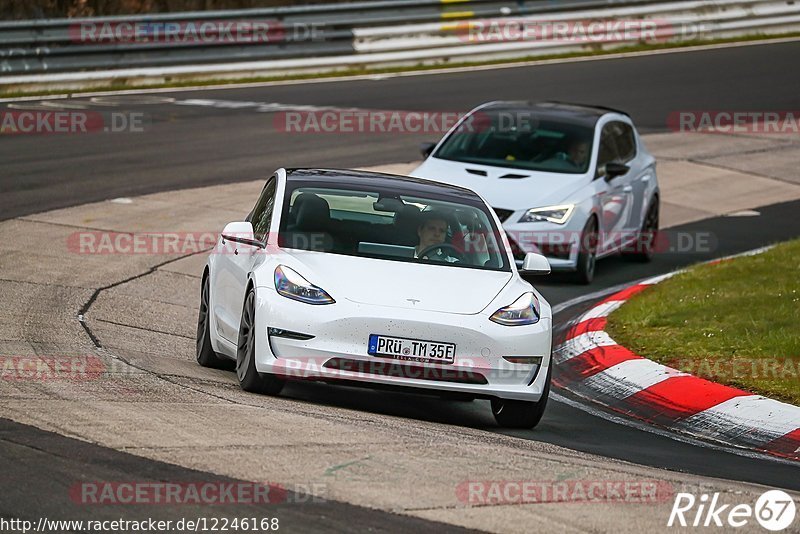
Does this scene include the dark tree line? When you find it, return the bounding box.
[1,0,356,19]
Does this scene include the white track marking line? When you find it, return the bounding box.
[640,271,682,285]
[38,100,92,109]
[579,300,624,321]
[550,281,637,315]
[91,95,175,105]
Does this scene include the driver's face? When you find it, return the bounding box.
[418,219,448,249]
[568,142,590,167]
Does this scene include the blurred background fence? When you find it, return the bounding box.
[1,0,798,88]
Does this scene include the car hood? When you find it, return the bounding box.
[280,250,513,315]
[411,157,588,211]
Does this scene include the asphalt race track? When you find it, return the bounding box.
[0,419,475,532]
[3,40,800,220]
[2,40,800,530]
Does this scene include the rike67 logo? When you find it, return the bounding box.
[668,490,796,531]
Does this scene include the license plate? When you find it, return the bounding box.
[368,334,456,364]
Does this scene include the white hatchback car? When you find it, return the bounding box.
[412,101,660,283]
[197,168,553,428]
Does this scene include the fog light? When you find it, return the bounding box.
[268,327,314,340]
[502,356,543,365]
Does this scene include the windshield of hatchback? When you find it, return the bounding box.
[433,109,595,174]
[278,182,511,271]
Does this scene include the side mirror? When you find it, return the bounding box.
[520,252,551,275]
[420,142,436,159]
[602,162,630,181]
[221,221,264,248]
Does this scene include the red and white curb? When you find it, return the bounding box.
[552,247,800,461]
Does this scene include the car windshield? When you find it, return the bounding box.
[433,109,595,174]
[278,180,511,271]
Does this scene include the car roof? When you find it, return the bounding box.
[480,100,629,127]
[284,168,485,201]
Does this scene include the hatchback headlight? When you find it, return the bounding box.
[274,265,335,305]
[490,292,540,326]
[519,204,574,224]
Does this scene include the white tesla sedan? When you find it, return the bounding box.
[412,101,660,284]
[197,168,553,428]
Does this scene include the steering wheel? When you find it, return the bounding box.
[417,243,465,262]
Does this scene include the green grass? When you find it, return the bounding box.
[2,32,799,99]
[605,239,800,405]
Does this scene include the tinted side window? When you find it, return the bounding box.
[251,178,277,242]
[611,122,636,162]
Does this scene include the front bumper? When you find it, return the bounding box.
[502,218,585,272]
[254,288,552,401]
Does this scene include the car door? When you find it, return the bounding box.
[596,122,635,254]
[611,121,650,237]
[213,176,277,343]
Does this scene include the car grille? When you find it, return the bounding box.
[492,207,514,222]
[323,358,488,384]
[507,236,572,261]
[538,242,572,260]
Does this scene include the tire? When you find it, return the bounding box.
[236,287,285,395]
[623,198,659,262]
[570,218,598,285]
[491,365,551,429]
[196,275,233,370]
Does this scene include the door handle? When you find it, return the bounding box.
[622,185,633,193]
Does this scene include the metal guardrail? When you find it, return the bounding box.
[0,0,673,74]
[0,0,798,88]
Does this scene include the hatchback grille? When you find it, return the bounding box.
[538,242,572,260]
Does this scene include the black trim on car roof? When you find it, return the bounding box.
[538,100,630,117]
[480,100,629,126]
[284,168,481,198]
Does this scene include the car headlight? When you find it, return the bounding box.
[274,265,335,305]
[490,292,540,326]
[519,204,574,224]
